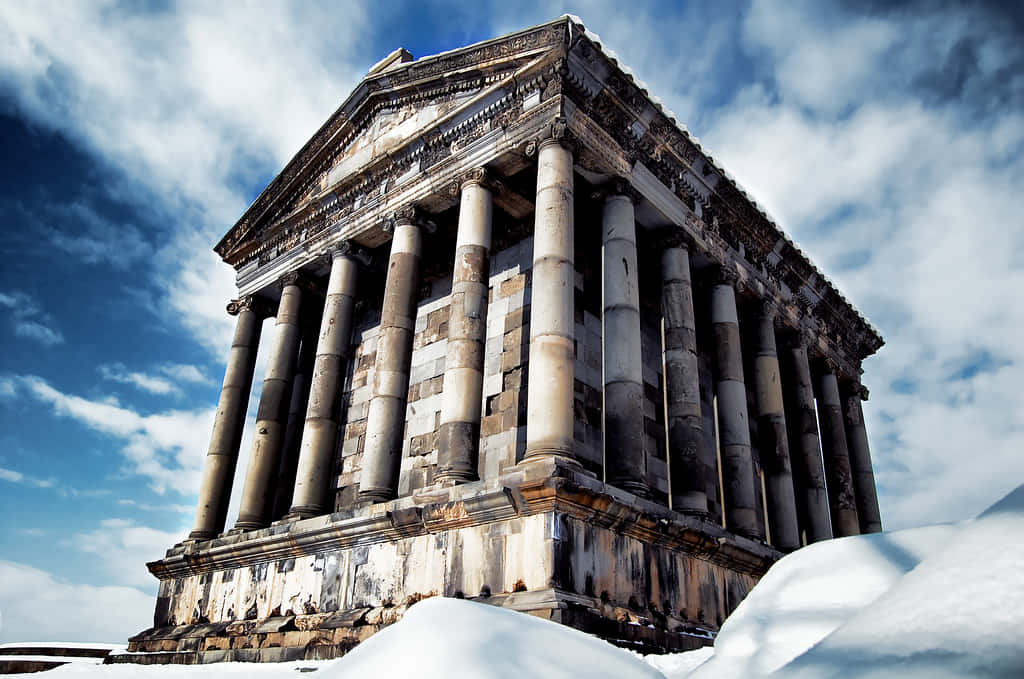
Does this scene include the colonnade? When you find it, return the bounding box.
[189,138,882,547]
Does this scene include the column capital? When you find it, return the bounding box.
[526,116,578,156]
[757,298,779,321]
[459,167,502,193]
[227,295,273,318]
[652,226,696,252]
[278,270,315,292]
[714,264,740,288]
[841,379,870,401]
[593,177,642,205]
[325,240,372,267]
[383,204,437,234]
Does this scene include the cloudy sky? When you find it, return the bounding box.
[0,0,1021,643]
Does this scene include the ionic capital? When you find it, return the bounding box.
[652,226,696,252]
[326,240,372,267]
[714,264,740,288]
[757,298,779,321]
[594,177,642,205]
[226,295,273,318]
[383,204,437,235]
[527,116,578,156]
[460,167,500,193]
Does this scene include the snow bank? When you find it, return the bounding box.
[778,484,1024,679]
[678,523,956,679]
[322,597,664,679]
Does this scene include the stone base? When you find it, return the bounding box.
[123,458,780,663]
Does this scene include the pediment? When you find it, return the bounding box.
[215,17,571,264]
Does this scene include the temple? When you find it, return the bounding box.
[122,16,884,664]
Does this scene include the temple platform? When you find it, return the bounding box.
[121,459,779,663]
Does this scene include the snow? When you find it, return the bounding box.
[13,485,1024,677]
[319,597,664,679]
[658,484,1024,678]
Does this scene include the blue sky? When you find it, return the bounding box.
[1,0,1022,642]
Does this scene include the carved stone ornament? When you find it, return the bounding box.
[652,226,695,252]
[460,167,492,191]
[385,204,437,234]
[226,295,273,318]
[279,270,307,290]
[758,298,779,321]
[715,264,740,287]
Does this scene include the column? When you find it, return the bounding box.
[842,380,883,533]
[710,267,761,538]
[602,189,648,497]
[660,238,706,513]
[271,319,318,519]
[189,297,265,540]
[751,303,800,551]
[524,138,577,463]
[287,245,360,518]
[816,361,861,537]
[781,332,832,543]
[359,209,425,502]
[234,274,305,530]
[437,170,493,484]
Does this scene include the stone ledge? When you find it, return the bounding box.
[152,458,779,581]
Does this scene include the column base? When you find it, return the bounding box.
[607,478,652,499]
[434,469,479,486]
[358,488,395,504]
[283,505,326,521]
[186,530,216,542]
[230,520,265,533]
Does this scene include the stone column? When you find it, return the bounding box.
[287,245,360,518]
[781,333,832,543]
[359,209,425,502]
[234,274,305,531]
[660,239,706,513]
[437,170,493,484]
[816,361,861,537]
[524,137,577,463]
[751,303,800,551]
[842,380,883,533]
[271,319,318,519]
[602,189,648,497]
[189,297,265,540]
[710,268,761,538]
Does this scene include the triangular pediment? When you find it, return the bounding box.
[215,17,571,264]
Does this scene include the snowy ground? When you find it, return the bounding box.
[11,485,1023,677]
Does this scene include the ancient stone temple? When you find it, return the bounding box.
[123,16,884,664]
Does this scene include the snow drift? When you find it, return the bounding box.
[24,484,1024,678]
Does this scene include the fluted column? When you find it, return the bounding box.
[234,275,305,530]
[359,209,425,502]
[710,268,761,538]
[842,380,883,533]
[189,297,266,540]
[751,303,800,551]
[525,138,577,463]
[660,239,706,513]
[602,189,648,497]
[288,245,360,517]
[437,171,493,484]
[782,333,832,543]
[816,361,861,537]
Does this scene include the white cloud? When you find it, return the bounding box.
[5,375,213,495]
[0,1,373,356]
[74,518,183,590]
[98,363,178,396]
[701,3,1024,529]
[0,291,64,347]
[0,465,56,489]
[0,559,152,643]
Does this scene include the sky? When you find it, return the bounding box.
[0,0,1021,643]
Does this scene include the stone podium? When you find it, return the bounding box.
[121,16,883,664]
